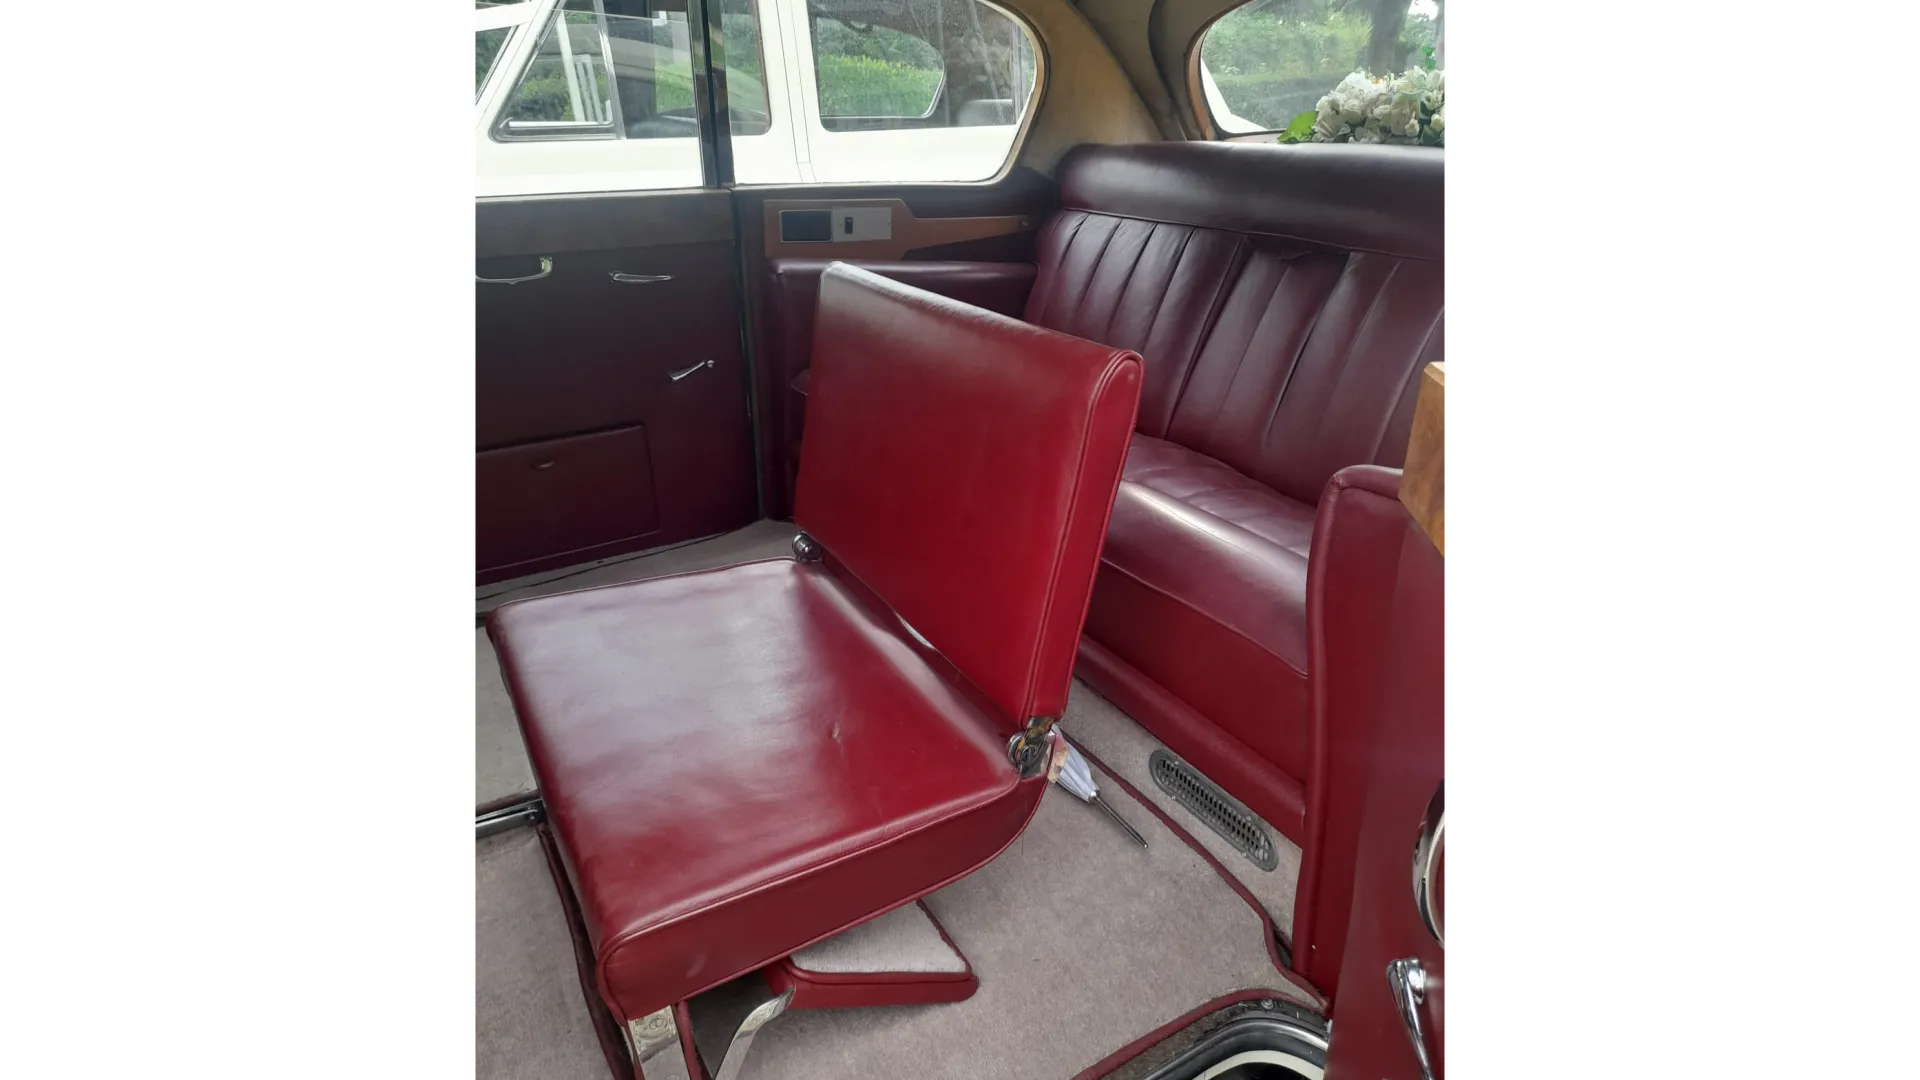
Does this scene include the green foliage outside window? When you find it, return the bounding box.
[1203,0,1438,132]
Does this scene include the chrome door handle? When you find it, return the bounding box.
[1413,781,1444,947]
[669,359,714,382]
[1387,957,1437,1080]
[476,256,552,285]
[610,272,673,284]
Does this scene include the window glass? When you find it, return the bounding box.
[476,27,511,96]
[804,0,1035,135]
[479,0,777,197]
[492,0,769,140]
[1198,0,1443,140]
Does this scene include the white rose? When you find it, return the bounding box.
[1351,122,1386,144]
[1314,113,1347,141]
[1391,71,1430,99]
[1428,107,1444,135]
[1375,93,1421,137]
[1332,72,1382,124]
[1423,70,1445,112]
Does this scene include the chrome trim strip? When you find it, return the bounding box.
[476,256,553,285]
[668,358,715,382]
[1411,781,1444,948]
[709,986,793,1080]
[475,796,543,838]
[1386,957,1436,1080]
[627,1007,691,1080]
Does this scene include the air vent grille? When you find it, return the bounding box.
[1148,750,1278,871]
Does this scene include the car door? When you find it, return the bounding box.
[475,0,774,584]
[1323,510,1445,1079]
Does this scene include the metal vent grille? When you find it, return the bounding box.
[1149,750,1278,871]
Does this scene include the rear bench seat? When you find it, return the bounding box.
[1027,142,1443,842]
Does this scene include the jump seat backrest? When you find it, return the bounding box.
[1024,141,1444,841]
[487,263,1142,1026]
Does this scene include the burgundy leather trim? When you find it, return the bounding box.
[1098,554,1306,677]
[533,822,636,1080]
[767,903,980,1012]
[1066,989,1295,1080]
[1075,637,1307,842]
[1071,744,1325,1010]
[1056,142,1442,261]
[1291,464,1408,998]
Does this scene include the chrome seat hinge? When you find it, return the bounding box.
[1008,715,1061,778]
[792,531,825,563]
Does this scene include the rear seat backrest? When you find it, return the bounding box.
[1025,142,1444,505]
[796,263,1143,727]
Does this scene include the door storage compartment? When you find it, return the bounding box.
[477,425,659,577]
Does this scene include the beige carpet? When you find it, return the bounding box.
[735,758,1307,1080]
[1058,681,1303,936]
[476,520,798,807]
[478,829,612,1080]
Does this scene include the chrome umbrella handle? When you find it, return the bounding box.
[1387,957,1437,1080]
[476,256,552,285]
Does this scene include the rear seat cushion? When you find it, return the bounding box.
[1085,434,1314,786]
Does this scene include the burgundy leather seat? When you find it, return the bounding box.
[489,264,1141,1025]
[1024,143,1444,840]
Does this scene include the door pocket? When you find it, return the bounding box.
[477,425,660,574]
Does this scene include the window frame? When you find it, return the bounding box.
[1187,5,1289,140]
[491,1,627,143]
[774,0,1047,187]
[1187,0,1444,141]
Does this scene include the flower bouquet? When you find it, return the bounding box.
[1276,66,1444,147]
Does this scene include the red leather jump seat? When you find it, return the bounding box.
[488,263,1142,1026]
[1023,142,1444,841]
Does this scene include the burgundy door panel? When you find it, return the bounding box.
[476,425,659,576]
[1324,527,1443,1080]
[476,192,757,583]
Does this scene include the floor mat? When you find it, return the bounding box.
[478,829,613,1080]
[734,759,1306,1080]
[1058,681,1303,935]
[476,520,798,807]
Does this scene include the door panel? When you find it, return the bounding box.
[1324,528,1444,1080]
[476,425,660,572]
[477,191,758,583]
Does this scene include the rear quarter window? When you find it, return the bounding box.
[1197,0,1443,143]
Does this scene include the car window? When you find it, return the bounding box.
[803,0,1035,135]
[494,0,770,142]
[1197,0,1443,142]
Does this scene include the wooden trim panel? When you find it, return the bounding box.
[760,198,1037,261]
[1400,362,1444,556]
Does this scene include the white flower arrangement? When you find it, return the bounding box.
[1279,66,1444,148]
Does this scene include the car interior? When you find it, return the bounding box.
[475,0,1445,1077]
